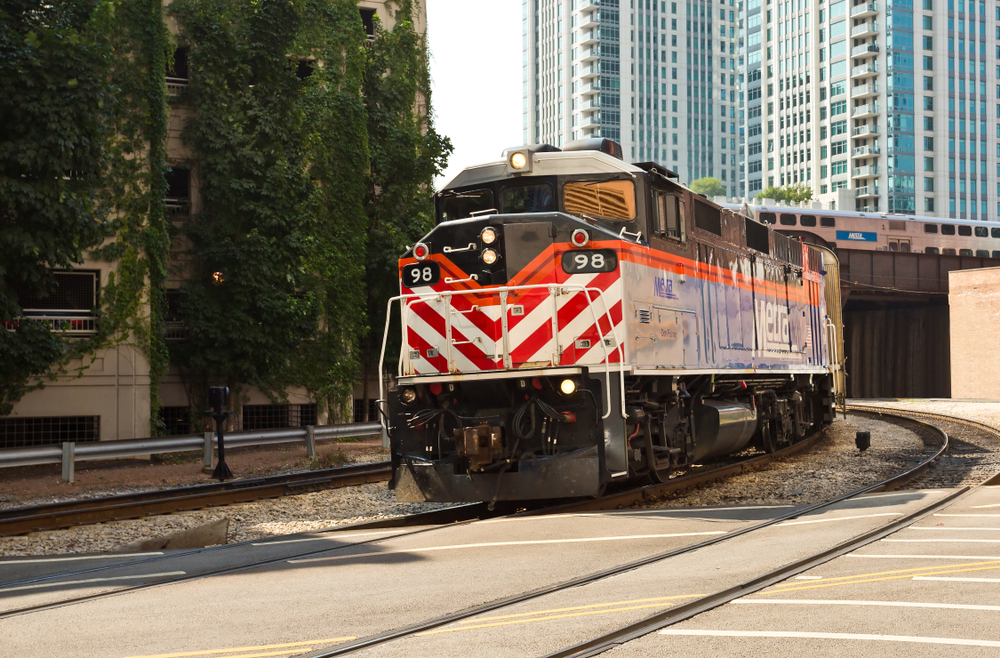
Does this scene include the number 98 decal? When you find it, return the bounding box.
[561,249,618,274]
[402,261,441,288]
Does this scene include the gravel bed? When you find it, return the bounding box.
[641,414,935,509]
[0,482,454,557]
[851,399,1000,488]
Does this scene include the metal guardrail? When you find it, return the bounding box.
[0,422,382,482]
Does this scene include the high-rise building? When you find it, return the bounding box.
[524,0,747,197]
[752,0,999,219]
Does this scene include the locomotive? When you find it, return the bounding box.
[379,139,839,503]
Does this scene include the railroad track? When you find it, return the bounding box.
[0,461,393,537]
[0,410,946,626]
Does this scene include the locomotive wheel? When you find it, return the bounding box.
[642,420,672,483]
[760,419,777,453]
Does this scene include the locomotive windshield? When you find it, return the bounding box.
[438,188,494,223]
[500,183,555,213]
[563,179,636,222]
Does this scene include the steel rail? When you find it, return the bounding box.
[300,410,950,658]
[0,462,392,537]
[543,408,989,658]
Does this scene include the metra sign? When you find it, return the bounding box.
[835,230,877,242]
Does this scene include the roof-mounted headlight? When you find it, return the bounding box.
[507,150,532,174]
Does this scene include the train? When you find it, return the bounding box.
[378,139,841,503]
[725,203,1000,259]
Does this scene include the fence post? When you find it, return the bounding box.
[61,442,75,483]
[203,432,214,468]
[305,425,316,458]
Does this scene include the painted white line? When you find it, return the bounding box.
[777,513,900,527]
[883,539,1000,543]
[934,514,1000,518]
[288,531,727,564]
[848,554,1000,560]
[910,527,1000,531]
[0,571,185,593]
[734,598,1000,612]
[252,530,404,546]
[859,490,949,499]
[913,576,1000,583]
[971,503,1000,509]
[0,553,162,565]
[658,629,1000,648]
[793,576,824,580]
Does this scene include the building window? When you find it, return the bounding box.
[0,416,100,449]
[242,404,318,430]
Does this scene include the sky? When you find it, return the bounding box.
[426,0,523,189]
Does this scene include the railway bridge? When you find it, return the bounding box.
[834,248,999,398]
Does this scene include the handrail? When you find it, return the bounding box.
[378,282,627,429]
[0,421,382,481]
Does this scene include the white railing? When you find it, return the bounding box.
[852,63,877,77]
[851,43,879,57]
[852,103,878,117]
[379,283,627,425]
[851,22,877,37]
[851,1,878,17]
[853,144,881,157]
[853,124,880,137]
[166,76,188,96]
[3,316,97,336]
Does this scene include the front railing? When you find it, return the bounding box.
[379,283,626,423]
[3,315,97,336]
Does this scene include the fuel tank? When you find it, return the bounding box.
[690,399,757,462]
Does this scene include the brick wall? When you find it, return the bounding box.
[949,267,1000,400]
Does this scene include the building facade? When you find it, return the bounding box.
[2,0,421,448]
[754,0,1000,219]
[524,0,748,197]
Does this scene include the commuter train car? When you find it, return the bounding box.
[379,140,838,503]
[726,204,1000,258]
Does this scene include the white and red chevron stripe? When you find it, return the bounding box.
[401,251,624,376]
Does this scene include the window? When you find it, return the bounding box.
[760,212,777,224]
[563,180,636,221]
[0,417,100,449]
[994,251,1000,258]
[975,226,989,237]
[923,36,933,49]
[830,100,847,116]
[924,223,939,233]
[942,248,957,255]
[993,228,1000,238]
[960,248,974,256]
[653,190,686,240]
[800,215,817,227]
[924,157,934,171]
[439,188,494,222]
[926,246,940,254]
[958,225,973,236]
[820,217,836,227]
[779,213,797,226]
[942,224,956,235]
[694,199,722,235]
[977,250,990,257]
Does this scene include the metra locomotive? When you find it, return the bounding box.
[379,139,838,503]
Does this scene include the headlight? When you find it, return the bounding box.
[509,152,528,169]
[400,387,417,404]
[481,227,497,244]
[482,248,498,265]
[559,378,577,395]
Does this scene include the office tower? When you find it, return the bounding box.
[524,0,746,196]
[753,0,998,218]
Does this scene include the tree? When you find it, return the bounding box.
[689,177,727,198]
[755,183,814,204]
[0,0,116,415]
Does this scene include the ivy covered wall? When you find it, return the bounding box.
[0,0,450,430]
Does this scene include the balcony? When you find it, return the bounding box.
[3,316,98,336]
[853,144,881,158]
[578,0,600,13]
[853,164,879,178]
[852,103,879,118]
[851,22,878,38]
[166,76,188,96]
[851,83,879,99]
[851,63,878,79]
[578,114,600,130]
[578,80,600,96]
[855,186,881,198]
[579,97,601,114]
[577,47,599,63]
[853,124,880,137]
[575,63,600,80]
[851,43,879,58]
[578,12,600,30]
[165,321,189,342]
[851,1,878,18]
[165,198,191,223]
[578,30,598,47]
